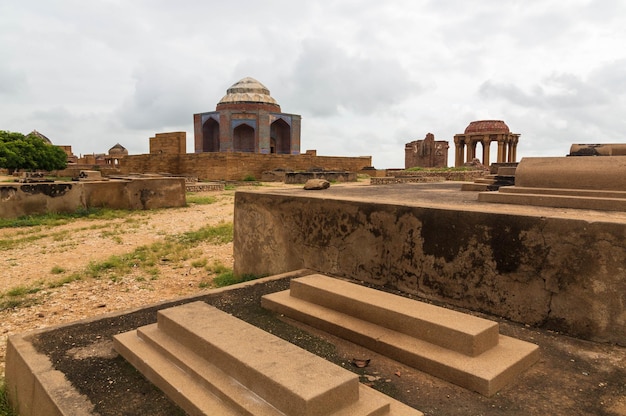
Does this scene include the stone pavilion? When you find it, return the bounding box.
[453,120,520,167]
[193,77,302,155]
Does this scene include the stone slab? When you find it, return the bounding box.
[288,274,499,357]
[114,301,423,416]
[262,276,540,396]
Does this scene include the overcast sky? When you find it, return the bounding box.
[2,0,626,168]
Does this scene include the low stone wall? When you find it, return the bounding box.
[0,177,186,218]
[380,169,486,183]
[284,171,357,184]
[371,176,445,185]
[185,182,225,192]
[233,190,626,345]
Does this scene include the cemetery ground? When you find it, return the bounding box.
[1,179,625,415]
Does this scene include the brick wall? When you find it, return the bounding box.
[149,132,186,155]
[119,152,372,181]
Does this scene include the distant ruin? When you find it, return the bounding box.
[405,133,449,169]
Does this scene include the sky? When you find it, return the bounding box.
[1,0,626,169]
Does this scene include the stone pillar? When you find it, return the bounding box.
[497,138,506,163]
[481,137,491,167]
[454,136,465,167]
[467,138,477,163]
[511,136,518,162]
[507,138,514,162]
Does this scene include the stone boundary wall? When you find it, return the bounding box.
[371,176,445,185]
[383,170,487,181]
[284,171,357,184]
[185,182,225,192]
[0,177,186,218]
[233,192,626,345]
[52,165,121,178]
[119,152,372,181]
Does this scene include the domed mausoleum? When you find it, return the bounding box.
[453,120,520,167]
[193,77,301,154]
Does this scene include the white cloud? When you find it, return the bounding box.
[1,1,625,167]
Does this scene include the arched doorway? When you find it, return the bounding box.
[233,123,255,152]
[270,118,291,154]
[202,118,220,152]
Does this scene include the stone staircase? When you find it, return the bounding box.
[114,301,422,416]
[461,165,517,191]
[262,274,539,397]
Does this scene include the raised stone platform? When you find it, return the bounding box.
[233,182,626,345]
[262,274,539,396]
[478,156,626,210]
[114,301,421,416]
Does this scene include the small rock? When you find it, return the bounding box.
[303,179,330,190]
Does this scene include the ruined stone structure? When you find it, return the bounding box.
[453,120,520,167]
[193,77,301,155]
[405,133,449,169]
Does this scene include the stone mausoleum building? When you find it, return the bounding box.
[193,77,301,155]
[405,133,449,169]
[453,120,520,167]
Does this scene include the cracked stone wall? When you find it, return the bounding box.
[234,192,626,345]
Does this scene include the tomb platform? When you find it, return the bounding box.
[479,156,626,211]
[234,181,626,345]
[5,270,626,415]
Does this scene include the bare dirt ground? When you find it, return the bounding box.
[0,182,277,376]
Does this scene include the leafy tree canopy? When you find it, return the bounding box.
[0,130,68,173]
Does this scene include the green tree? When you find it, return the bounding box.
[0,130,67,173]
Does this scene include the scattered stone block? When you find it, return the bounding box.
[262,274,539,396]
[304,178,330,190]
[77,170,104,181]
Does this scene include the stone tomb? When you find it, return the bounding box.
[114,301,422,416]
[478,156,626,211]
[262,274,539,397]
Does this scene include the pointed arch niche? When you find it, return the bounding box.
[233,123,256,152]
[270,118,291,154]
[202,117,220,152]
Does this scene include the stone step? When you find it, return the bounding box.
[478,189,626,211]
[114,301,422,416]
[460,183,490,191]
[262,275,539,397]
[287,274,499,357]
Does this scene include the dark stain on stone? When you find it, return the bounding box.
[20,183,72,197]
[139,189,156,209]
[1,186,18,201]
[420,209,473,262]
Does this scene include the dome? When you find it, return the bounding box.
[108,143,128,155]
[217,77,279,106]
[464,120,510,134]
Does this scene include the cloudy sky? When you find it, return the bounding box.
[1,0,625,168]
